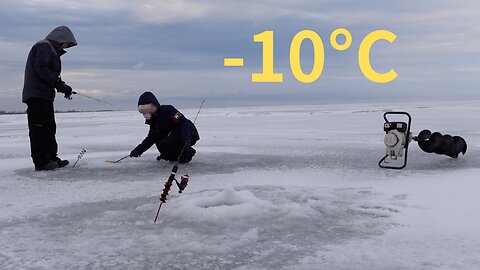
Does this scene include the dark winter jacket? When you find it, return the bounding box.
[134,92,200,154]
[22,26,77,103]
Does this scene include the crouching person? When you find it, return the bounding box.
[130,92,199,163]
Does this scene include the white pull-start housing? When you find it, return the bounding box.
[384,127,411,159]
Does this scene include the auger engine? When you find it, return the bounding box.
[379,111,467,169]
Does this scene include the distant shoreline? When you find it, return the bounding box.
[0,110,121,115]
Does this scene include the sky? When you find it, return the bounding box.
[0,0,479,111]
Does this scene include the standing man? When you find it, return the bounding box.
[22,26,77,171]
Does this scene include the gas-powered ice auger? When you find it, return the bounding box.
[379,111,467,169]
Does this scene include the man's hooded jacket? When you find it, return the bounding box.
[23,26,77,103]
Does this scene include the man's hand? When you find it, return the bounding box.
[55,80,73,100]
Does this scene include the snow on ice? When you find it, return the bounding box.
[1,102,480,269]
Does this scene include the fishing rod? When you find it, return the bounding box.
[105,155,130,164]
[153,100,205,223]
[71,91,113,106]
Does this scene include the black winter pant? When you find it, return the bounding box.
[26,98,58,166]
[155,131,196,163]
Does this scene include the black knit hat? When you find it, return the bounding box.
[138,91,160,107]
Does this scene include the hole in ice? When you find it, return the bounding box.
[194,188,259,209]
[169,187,274,222]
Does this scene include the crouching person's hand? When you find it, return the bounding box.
[130,149,141,158]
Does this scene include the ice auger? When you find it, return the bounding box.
[153,165,189,223]
[379,111,467,169]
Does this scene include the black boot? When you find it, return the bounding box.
[179,147,196,163]
[157,153,178,162]
[35,161,59,171]
[52,157,69,168]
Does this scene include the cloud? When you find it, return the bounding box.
[1,0,480,111]
[452,67,480,73]
[132,62,146,69]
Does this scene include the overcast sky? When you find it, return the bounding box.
[0,0,479,111]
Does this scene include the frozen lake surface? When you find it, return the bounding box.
[1,102,479,269]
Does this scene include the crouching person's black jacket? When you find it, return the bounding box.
[133,92,199,161]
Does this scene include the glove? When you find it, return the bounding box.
[130,149,141,158]
[54,80,73,100]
